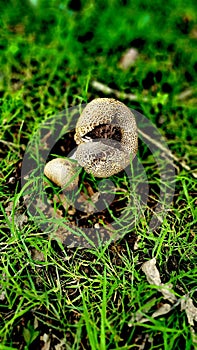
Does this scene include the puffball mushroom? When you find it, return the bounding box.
[44,98,138,187]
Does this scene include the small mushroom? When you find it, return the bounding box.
[44,158,79,190]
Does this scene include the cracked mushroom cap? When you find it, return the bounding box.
[74,98,138,177]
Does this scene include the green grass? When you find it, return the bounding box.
[0,0,197,349]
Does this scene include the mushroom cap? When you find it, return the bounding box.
[74,98,138,177]
[74,139,130,178]
[44,158,79,190]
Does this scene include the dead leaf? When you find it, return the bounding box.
[128,298,156,325]
[160,284,177,303]
[152,303,171,318]
[41,333,51,350]
[181,297,197,326]
[0,291,6,301]
[119,48,139,69]
[141,258,161,285]
[128,311,149,325]
[142,258,177,303]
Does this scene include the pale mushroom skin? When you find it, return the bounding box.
[44,98,138,186]
[74,140,130,178]
[74,98,138,177]
[75,98,138,157]
[44,158,79,190]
